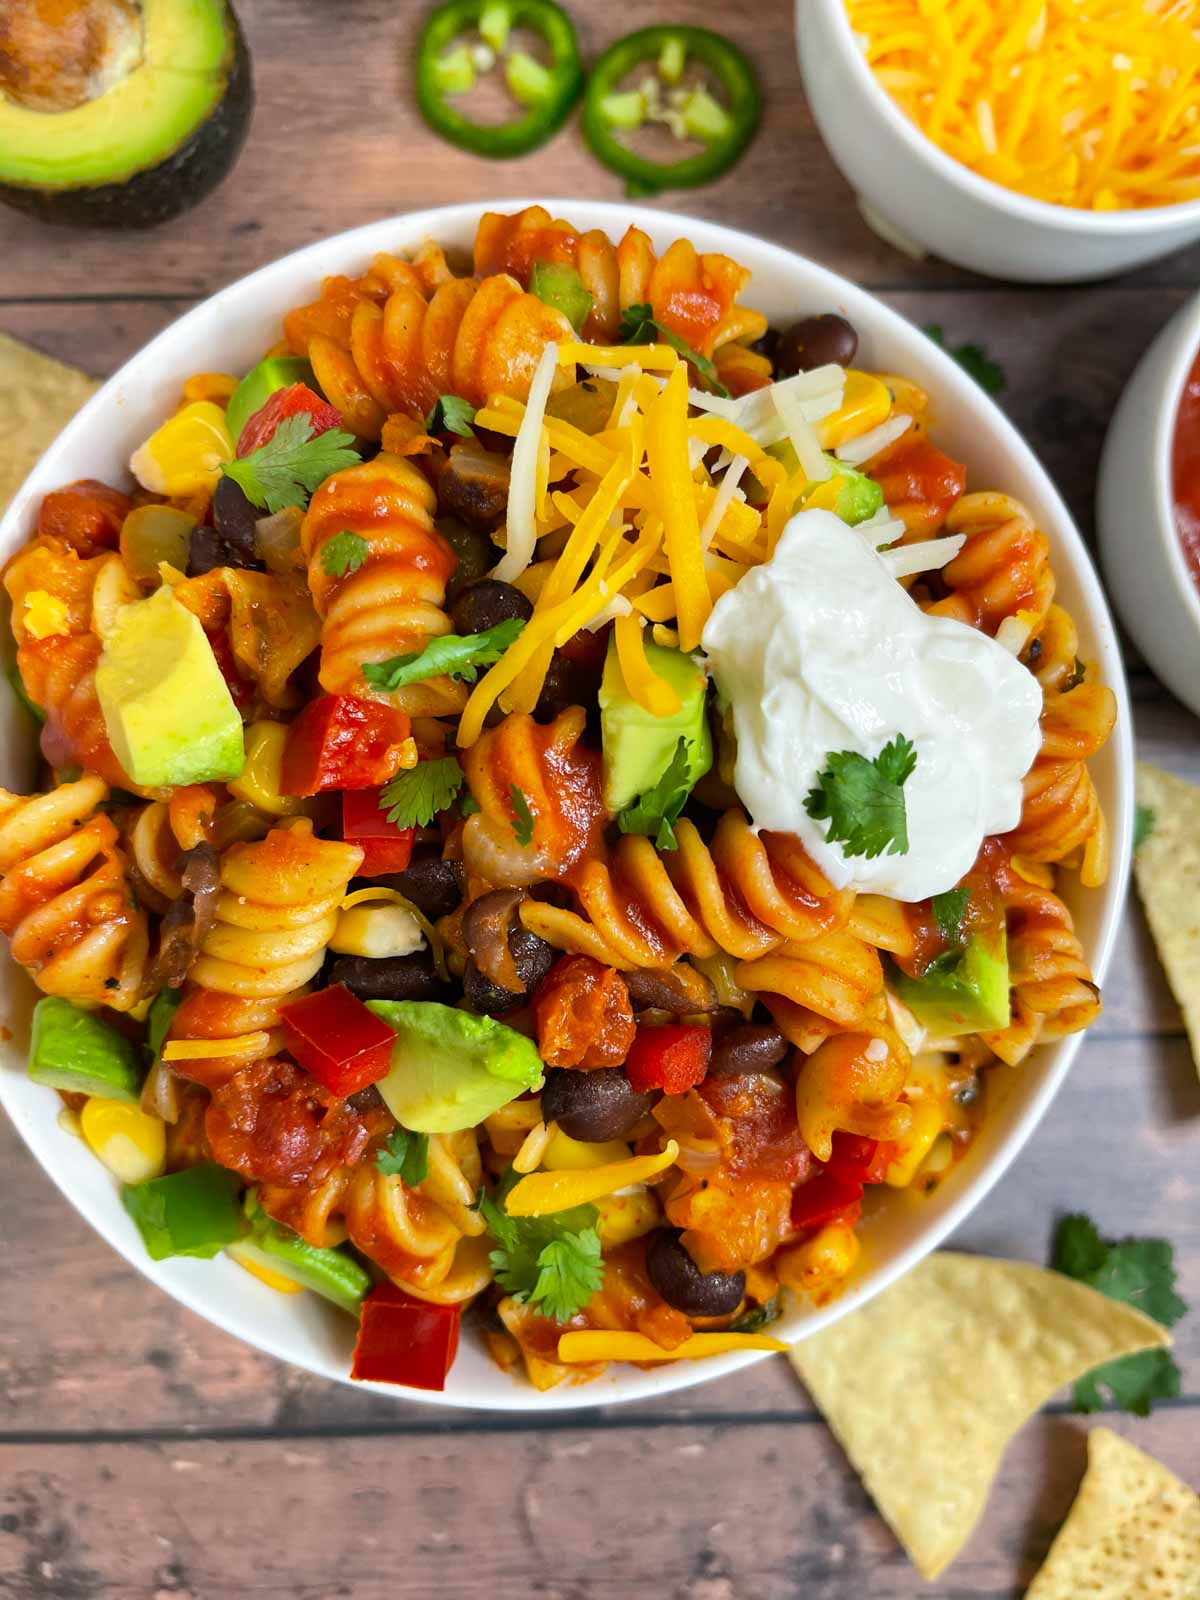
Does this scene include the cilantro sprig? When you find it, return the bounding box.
[509,784,535,848]
[425,395,477,437]
[477,1172,605,1323]
[362,618,525,693]
[924,324,1007,397]
[376,1127,430,1185]
[321,530,369,578]
[1052,1213,1187,1416]
[804,735,917,860]
[380,757,465,829]
[222,412,359,514]
[617,303,731,398]
[617,736,695,851]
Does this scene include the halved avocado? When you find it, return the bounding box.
[0,0,253,229]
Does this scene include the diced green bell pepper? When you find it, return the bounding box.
[122,1164,244,1261]
[237,1191,372,1316]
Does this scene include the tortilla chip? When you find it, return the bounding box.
[789,1252,1172,1579]
[1026,1427,1200,1599]
[1135,762,1200,1073]
[0,333,99,519]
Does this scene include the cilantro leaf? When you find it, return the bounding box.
[729,1296,783,1334]
[460,792,481,817]
[509,784,535,848]
[1134,803,1156,850]
[380,757,464,828]
[923,324,1007,396]
[362,618,524,692]
[222,412,359,514]
[617,736,695,851]
[321,530,369,578]
[477,1173,605,1323]
[804,735,918,860]
[617,302,731,399]
[931,887,970,947]
[425,395,477,437]
[1052,1212,1187,1416]
[376,1127,430,1185]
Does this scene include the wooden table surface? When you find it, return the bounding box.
[2,1,1199,1594]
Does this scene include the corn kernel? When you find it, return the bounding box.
[23,590,70,640]
[884,1098,947,1187]
[593,1187,659,1247]
[228,721,310,817]
[329,902,425,960]
[227,1242,305,1294]
[776,1221,860,1303]
[816,371,892,450]
[129,401,233,497]
[80,1097,165,1185]
[542,1126,632,1170]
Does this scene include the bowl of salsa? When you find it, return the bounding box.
[1099,295,1200,720]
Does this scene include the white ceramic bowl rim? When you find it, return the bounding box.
[0,199,1133,1411]
[812,0,1200,232]
[1150,296,1200,629]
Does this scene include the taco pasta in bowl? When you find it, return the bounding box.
[0,202,1131,1409]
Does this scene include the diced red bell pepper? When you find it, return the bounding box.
[342,788,415,876]
[237,383,344,456]
[351,1282,462,1390]
[280,984,396,1097]
[280,695,411,796]
[825,1133,893,1186]
[624,1023,712,1095]
[790,1170,864,1233]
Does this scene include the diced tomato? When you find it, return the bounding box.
[205,626,255,712]
[342,788,415,876]
[790,1170,863,1233]
[825,1133,893,1186]
[280,985,396,1097]
[280,695,411,796]
[351,1283,462,1390]
[532,955,636,1070]
[236,383,344,456]
[37,479,131,555]
[625,1023,712,1095]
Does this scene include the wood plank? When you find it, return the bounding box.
[1,1028,1195,1435]
[2,1409,1196,1599]
[4,0,1200,300]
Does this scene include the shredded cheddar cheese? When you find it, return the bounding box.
[556,1330,789,1363]
[162,1032,272,1062]
[503,1140,681,1216]
[23,590,70,640]
[848,0,1200,210]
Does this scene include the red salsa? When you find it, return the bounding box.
[1172,349,1200,588]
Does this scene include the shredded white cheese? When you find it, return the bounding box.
[772,382,831,481]
[995,612,1036,655]
[700,455,750,550]
[877,532,966,579]
[493,341,558,583]
[836,413,912,466]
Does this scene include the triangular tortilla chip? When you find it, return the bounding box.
[0,332,99,518]
[1026,1427,1200,1599]
[789,1252,1172,1580]
[1135,762,1200,1073]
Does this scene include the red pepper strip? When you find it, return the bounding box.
[280,984,396,1097]
[625,1023,712,1095]
[280,695,411,796]
[236,382,344,456]
[351,1282,462,1390]
[790,1170,863,1233]
[342,788,415,876]
[825,1133,893,1186]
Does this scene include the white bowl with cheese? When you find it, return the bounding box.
[0,201,1133,1410]
[796,0,1200,283]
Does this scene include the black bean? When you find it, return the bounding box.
[185,523,231,576]
[533,650,591,722]
[645,1229,746,1316]
[708,1023,789,1078]
[451,579,532,637]
[540,1067,655,1143]
[346,1083,384,1114]
[775,313,859,377]
[330,952,449,1003]
[462,960,524,1016]
[624,965,717,1016]
[378,853,464,921]
[436,445,510,529]
[437,517,497,600]
[211,475,261,557]
[461,925,555,1016]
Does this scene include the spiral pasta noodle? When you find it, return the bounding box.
[127,786,220,911]
[301,454,464,717]
[0,775,148,1010]
[926,491,1055,634]
[1005,683,1117,886]
[983,866,1101,1065]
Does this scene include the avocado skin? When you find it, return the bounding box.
[0,10,254,230]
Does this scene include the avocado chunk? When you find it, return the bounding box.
[598,633,712,812]
[0,0,253,230]
[367,1000,545,1133]
[892,928,1011,1037]
[29,995,144,1102]
[529,263,594,333]
[225,356,316,450]
[233,1191,371,1316]
[767,444,885,527]
[95,585,245,787]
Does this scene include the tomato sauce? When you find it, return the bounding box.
[1172,349,1200,589]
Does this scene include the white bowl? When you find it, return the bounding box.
[796,0,1200,283]
[0,200,1133,1410]
[1097,293,1200,717]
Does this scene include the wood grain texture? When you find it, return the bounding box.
[3,0,1200,1589]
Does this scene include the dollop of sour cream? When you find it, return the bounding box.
[701,509,1043,900]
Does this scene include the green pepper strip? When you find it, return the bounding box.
[416,0,584,158]
[582,26,761,195]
